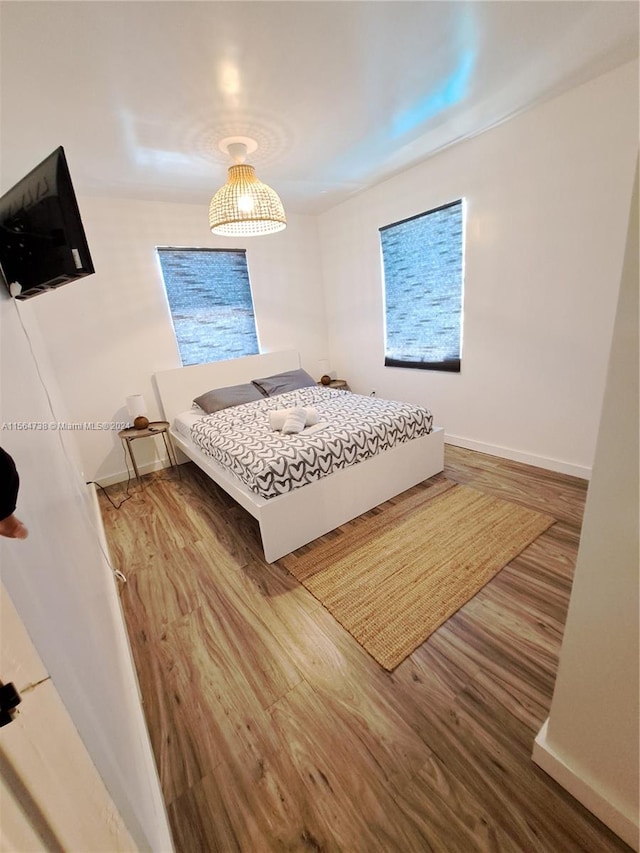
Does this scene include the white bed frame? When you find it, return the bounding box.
[154,351,444,563]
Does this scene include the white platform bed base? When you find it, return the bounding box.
[154,351,444,563]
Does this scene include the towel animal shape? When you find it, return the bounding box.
[282,408,307,434]
[269,407,319,432]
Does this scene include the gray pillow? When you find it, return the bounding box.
[194,382,266,414]
[252,368,317,397]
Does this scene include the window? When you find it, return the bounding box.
[380,199,464,372]
[157,247,259,366]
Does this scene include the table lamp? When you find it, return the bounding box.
[126,394,149,430]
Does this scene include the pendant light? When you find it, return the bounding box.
[209,139,286,236]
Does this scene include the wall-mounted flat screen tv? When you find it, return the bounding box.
[0,146,94,300]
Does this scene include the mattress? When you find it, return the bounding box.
[181,386,434,500]
[173,408,204,440]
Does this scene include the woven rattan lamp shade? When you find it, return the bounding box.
[209,163,286,236]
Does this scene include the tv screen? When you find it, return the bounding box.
[0,146,94,300]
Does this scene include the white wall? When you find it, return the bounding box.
[317,60,638,478]
[533,162,639,850]
[0,293,173,851]
[27,199,326,483]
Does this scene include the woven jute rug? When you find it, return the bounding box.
[280,480,555,670]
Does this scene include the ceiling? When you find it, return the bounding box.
[0,1,637,215]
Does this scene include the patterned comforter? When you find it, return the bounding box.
[189,387,433,499]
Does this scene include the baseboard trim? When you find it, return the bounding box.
[533,720,639,851]
[445,434,591,480]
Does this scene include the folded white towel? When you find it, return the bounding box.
[270,407,319,431]
[282,408,307,434]
[303,421,328,435]
[269,408,293,431]
[304,407,319,426]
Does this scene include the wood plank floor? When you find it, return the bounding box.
[99,445,631,853]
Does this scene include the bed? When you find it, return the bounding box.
[154,351,444,562]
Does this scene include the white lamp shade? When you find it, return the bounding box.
[126,394,148,422]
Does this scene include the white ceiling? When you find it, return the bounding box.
[1,1,637,215]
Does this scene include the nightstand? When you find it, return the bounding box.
[326,379,349,390]
[118,421,178,486]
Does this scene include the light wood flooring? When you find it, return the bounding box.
[99,445,631,853]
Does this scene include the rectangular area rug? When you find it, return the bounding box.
[280,480,555,670]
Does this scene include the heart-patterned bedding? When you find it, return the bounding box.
[189,386,433,499]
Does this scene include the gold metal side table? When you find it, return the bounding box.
[118,421,178,486]
[318,379,349,390]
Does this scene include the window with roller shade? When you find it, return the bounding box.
[157,247,259,366]
[380,199,464,371]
